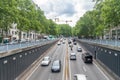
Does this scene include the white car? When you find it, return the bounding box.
[74,74,87,80]
[70,53,76,60]
[41,56,51,66]
[57,42,61,45]
[77,47,82,52]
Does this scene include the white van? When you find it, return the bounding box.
[74,74,87,80]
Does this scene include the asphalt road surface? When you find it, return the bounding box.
[26,39,112,80]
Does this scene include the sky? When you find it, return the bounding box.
[33,0,95,27]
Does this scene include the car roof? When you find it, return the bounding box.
[54,60,60,62]
[84,52,92,56]
[70,53,76,55]
[52,60,60,65]
[74,74,87,80]
[44,56,50,58]
[44,56,50,59]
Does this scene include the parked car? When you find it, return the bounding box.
[74,74,87,80]
[70,53,76,60]
[51,60,61,72]
[82,52,93,63]
[77,47,82,52]
[41,56,51,66]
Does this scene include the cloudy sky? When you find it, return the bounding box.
[33,0,95,27]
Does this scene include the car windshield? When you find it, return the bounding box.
[53,61,59,66]
[43,57,49,61]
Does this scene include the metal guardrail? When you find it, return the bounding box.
[0,39,57,53]
[80,39,120,47]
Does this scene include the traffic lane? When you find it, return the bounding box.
[27,43,60,80]
[69,43,109,80]
[68,45,85,80]
[28,42,66,80]
[49,42,66,80]
[77,43,110,80]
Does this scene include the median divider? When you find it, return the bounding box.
[64,41,70,80]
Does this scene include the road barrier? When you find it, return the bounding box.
[77,39,120,80]
[0,41,57,80]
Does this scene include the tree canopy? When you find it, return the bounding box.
[74,0,120,39]
[0,0,74,39]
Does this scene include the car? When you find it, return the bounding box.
[68,40,71,44]
[74,74,87,80]
[82,52,93,63]
[70,53,76,60]
[51,60,61,72]
[69,43,73,47]
[77,47,82,52]
[73,38,76,42]
[73,42,77,45]
[57,42,61,45]
[41,56,51,66]
[62,41,65,44]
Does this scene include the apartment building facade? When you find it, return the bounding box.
[104,27,120,40]
[0,23,41,43]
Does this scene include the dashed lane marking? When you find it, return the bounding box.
[83,66,87,72]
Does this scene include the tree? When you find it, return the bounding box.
[0,0,18,37]
[48,19,57,35]
[56,24,72,37]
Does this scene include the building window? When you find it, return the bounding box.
[12,31,14,35]
[15,31,17,35]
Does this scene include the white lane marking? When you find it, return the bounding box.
[62,55,65,80]
[94,63,110,80]
[83,66,87,72]
[26,61,41,80]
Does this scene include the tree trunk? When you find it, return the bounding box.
[115,27,118,40]
[109,27,112,40]
[19,30,22,42]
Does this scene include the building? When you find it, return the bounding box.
[0,23,41,43]
[104,27,120,40]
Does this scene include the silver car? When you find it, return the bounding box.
[70,53,76,60]
[51,60,61,72]
[77,47,82,52]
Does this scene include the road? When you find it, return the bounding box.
[26,39,111,80]
[69,43,109,80]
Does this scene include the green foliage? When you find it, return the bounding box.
[0,0,58,38]
[75,0,120,39]
[56,24,72,37]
